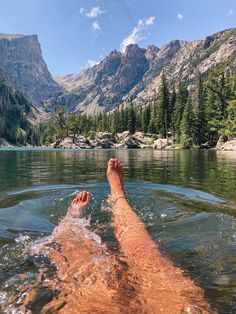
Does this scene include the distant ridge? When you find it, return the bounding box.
[0,28,236,114]
[0,33,24,40]
[51,28,236,114]
[0,33,63,106]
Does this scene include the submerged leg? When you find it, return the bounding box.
[66,191,90,218]
[24,190,123,313]
[107,158,214,313]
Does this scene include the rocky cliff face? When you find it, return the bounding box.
[0,33,63,106]
[0,67,37,144]
[53,28,236,114]
[51,45,149,113]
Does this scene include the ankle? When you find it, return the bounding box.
[111,189,125,198]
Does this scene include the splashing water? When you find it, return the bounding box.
[0,149,236,313]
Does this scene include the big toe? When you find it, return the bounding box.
[107,158,115,172]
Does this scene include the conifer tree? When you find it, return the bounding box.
[127,100,136,134]
[111,108,121,133]
[119,104,126,131]
[195,75,207,145]
[148,102,157,133]
[169,85,176,136]
[157,72,170,138]
[222,100,236,139]
[173,82,189,141]
[142,104,151,133]
[180,98,195,146]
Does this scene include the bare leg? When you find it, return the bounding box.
[24,192,124,314]
[107,158,215,313]
[65,190,90,218]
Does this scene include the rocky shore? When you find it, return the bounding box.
[1,133,236,151]
[45,133,236,151]
[216,137,236,151]
[0,138,13,148]
[45,131,174,150]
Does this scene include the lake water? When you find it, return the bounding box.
[0,149,236,313]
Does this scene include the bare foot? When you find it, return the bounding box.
[106,159,125,199]
[67,191,90,217]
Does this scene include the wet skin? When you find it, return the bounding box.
[23,159,216,314]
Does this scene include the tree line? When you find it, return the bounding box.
[36,62,235,148]
[0,76,34,145]
[2,62,235,148]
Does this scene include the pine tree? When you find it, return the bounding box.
[148,102,157,133]
[136,106,142,131]
[180,98,195,147]
[110,108,121,133]
[119,104,125,131]
[195,75,207,145]
[169,85,176,134]
[67,115,80,142]
[142,104,151,133]
[127,101,136,134]
[55,107,66,136]
[173,82,189,142]
[221,100,236,139]
[157,72,170,138]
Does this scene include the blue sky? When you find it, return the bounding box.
[0,0,235,76]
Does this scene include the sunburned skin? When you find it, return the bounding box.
[22,159,216,314]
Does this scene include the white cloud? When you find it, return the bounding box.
[86,6,106,18]
[86,59,100,68]
[144,16,156,25]
[120,16,156,53]
[177,13,184,20]
[92,21,101,31]
[228,9,234,15]
[79,7,85,14]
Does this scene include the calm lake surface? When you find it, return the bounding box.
[0,149,236,313]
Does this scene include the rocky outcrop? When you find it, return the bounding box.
[49,132,157,149]
[52,45,149,113]
[145,45,160,65]
[217,139,236,151]
[153,138,173,149]
[221,140,236,151]
[0,69,37,144]
[114,132,140,149]
[50,136,91,149]
[216,136,226,150]
[0,138,13,147]
[0,33,63,106]
[53,28,236,114]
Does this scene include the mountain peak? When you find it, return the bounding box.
[0,33,63,106]
[145,44,160,64]
[0,33,24,40]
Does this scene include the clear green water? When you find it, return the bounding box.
[0,149,236,313]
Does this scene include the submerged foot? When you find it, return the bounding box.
[106,159,125,200]
[67,191,90,217]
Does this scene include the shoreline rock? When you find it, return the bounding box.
[0,138,13,148]
[220,139,236,151]
[2,135,235,151]
[48,131,158,150]
[216,137,236,151]
[153,138,173,149]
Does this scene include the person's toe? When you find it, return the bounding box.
[115,159,123,174]
[77,192,82,202]
[107,158,115,173]
[82,191,87,202]
[85,192,90,204]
